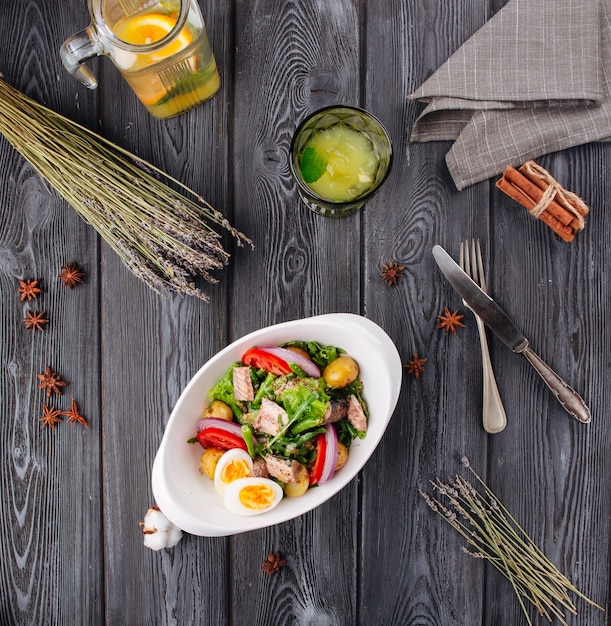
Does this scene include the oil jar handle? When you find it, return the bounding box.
[60,26,102,89]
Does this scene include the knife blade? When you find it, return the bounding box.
[432,244,591,424]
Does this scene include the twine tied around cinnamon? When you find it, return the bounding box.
[496,161,590,243]
[522,161,588,231]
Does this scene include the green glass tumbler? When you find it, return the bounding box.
[289,106,392,218]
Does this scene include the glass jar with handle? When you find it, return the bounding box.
[60,0,220,118]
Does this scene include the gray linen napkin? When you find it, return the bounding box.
[409,0,611,190]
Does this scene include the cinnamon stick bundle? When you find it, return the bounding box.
[496,161,589,242]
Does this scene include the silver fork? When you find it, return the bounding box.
[459,239,507,434]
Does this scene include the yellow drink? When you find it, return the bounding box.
[299,124,379,202]
[291,106,392,217]
[112,8,220,118]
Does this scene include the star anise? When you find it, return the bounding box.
[63,398,88,428]
[58,262,85,288]
[379,260,406,287]
[437,307,465,335]
[22,310,49,331]
[37,366,69,398]
[17,278,43,301]
[404,353,428,379]
[39,403,63,429]
[262,551,286,575]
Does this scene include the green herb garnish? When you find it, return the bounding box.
[300,145,327,183]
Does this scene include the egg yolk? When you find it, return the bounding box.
[221,459,251,485]
[239,484,276,510]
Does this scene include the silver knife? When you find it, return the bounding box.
[432,245,591,424]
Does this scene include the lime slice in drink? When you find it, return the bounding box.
[300,146,327,183]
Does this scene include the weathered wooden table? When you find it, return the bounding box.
[1,0,609,624]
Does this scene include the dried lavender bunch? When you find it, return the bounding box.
[0,77,252,301]
[420,457,603,626]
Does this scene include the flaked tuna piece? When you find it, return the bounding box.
[347,394,367,432]
[265,455,302,483]
[322,399,348,424]
[233,366,255,401]
[251,457,269,478]
[254,398,288,436]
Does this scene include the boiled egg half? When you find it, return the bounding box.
[223,477,283,516]
[213,448,253,494]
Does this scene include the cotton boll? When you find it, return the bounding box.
[144,507,172,532]
[143,530,168,551]
[141,505,183,550]
[165,525,183,548]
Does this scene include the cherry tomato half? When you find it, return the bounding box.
[196,427,247,451]
[242,347,292,376]
[309,433,327,486]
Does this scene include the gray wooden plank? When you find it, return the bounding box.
[229,0,363,624]
[0,0,103,623]
[359,0,492,624]
[94,0,234,622]
[483,144,611,626]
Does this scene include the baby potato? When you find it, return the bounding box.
[323,356,360,389]
[283,464,310,498]
[335,442,349,471]
[285,346,312,361]
[202,400,233,421]
[199,447,225,480]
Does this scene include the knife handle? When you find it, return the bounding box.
[521,347,591,423]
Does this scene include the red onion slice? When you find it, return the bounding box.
[196,417,244,437]
[318,424,338,485]
[259,346,321,378]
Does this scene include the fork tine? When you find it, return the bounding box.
[461,239,475,280]
[465,241,473,277]
[469,239,478,285]
[475,239,487,293]
[460,239,474,281]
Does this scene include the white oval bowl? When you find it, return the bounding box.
[152,313,402,536]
